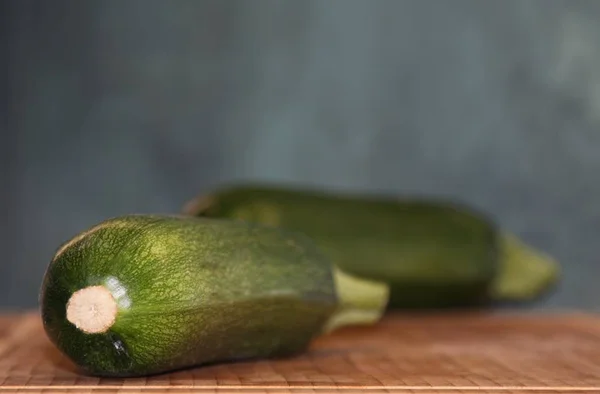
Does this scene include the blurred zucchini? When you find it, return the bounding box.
[182,184,559,309]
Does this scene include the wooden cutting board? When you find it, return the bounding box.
[1,311,599,393]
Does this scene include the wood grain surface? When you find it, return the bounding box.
[1,311,600,393]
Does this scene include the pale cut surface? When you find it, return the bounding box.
[65,285,118,334]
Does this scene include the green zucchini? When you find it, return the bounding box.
[39,215,388,377]
[183,184,560,308]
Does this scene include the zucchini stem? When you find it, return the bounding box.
[182,194,214,216]
[491,232,560,301]
[66,285,118,334]
[323,266,390,333]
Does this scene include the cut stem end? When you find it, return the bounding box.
[66,285,118,334]
[182,194,214,216]
[324,266,390,333]
[491,232,561,301]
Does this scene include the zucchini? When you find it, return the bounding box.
[39,215,388,377]
[183,184,560,308]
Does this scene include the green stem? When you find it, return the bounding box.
[490,232,560,301]
[323,266,390,333]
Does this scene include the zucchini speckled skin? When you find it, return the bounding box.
[40,215,340,377]
[183,184,559,308]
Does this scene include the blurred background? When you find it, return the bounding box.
[3,0,600,310]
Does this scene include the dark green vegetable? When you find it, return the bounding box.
[40,215,388,377]
[183,184,559,308]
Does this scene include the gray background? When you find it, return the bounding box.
[3,0,599,310]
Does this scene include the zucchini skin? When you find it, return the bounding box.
[185,184,500,309]
[40,215,337,377]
